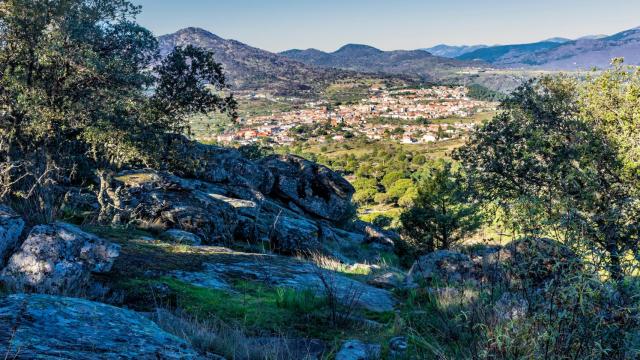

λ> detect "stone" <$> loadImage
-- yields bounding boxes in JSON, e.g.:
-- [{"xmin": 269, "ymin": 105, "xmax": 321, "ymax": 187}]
[
  {"xmin": 110, "ymin": 170, "xmax": 239, "ymax": 245},
  {"xmin": 0, "ymin": 293, "xmax": 200, "ymax": 359},
  {"xmin": 352, "ymin": 220, "xmax": 398, "ymax": 248},
  {"xmin": 2, "ymin": 222, "xmax": 120, "ymax": 294},
  {"xmin": 168, "ymin": 137, "xmax": 275, "ymax": 194},
  {"xmin": 260, "ymin": 154, "xmax": 355, "ymax": 222},
  {"xmin": 336, "ymin": 340, "xmax": 381, "ymax": 360},
  {"xmin": 270, "ymin": 216, "xmax": 321, "ymax": 254},
  {"xmin": 367, "ymin": 272, "xmax": 405, "ymax": 290},
  {"xmin": 170, "ymin": 251, "xmax": 396, "ymax": 312},
  {"xmin": 494, "ymin": 292, "xmax": 529, "ymax": 321},
  {"xmin": 407, "ymin": 250, "xmax": 477, "ymax": 285},
  {"xmin": 389, "ymin": 336, "xmax": 409, "ymax": 356},
  {"xmin": 0, "ymin": 205, "xmax": 24, "ymax": 267},
  {"xmin": 161, "ymin": 229, "xmax": 202, "ymax": 245}
]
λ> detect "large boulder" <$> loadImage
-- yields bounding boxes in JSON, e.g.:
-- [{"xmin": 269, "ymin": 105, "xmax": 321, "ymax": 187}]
[
  {"xmin": 0, "ymin": 205, "xmax": 24, "ymax": 267},
  {"xmin": 0, "ymin": 293, "xmax": 200, "ymax": 359},
  {"xmin": 1, "ymin": 222, "xmax": 119, "ymax": 294},
  {"xmin": 168, "ymin": 138, "xmax": 275, "ymax": 194},
  {"xmin": 260, "ymin": 155, "xmax": 355, "ymax": 222},
  {"xmin": 110, "ymin": 170, "xmax": 239, "ymax": 245},
  {"xmin": 407, "ymin": 250, "xmax": 477, "ymax": 285},
  {"xmin": 270, "ymin": 216, "xmax": 321, "ymax": 254}
]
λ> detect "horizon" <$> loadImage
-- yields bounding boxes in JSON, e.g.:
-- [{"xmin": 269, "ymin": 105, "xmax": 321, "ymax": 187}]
[{"xmin": 132, "ymin": 0, "xmax": 640, "ymax": 52}]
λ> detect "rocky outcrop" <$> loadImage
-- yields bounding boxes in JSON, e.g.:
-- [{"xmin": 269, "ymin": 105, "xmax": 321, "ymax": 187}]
[
  {"xmin": 260, "ymin": 155, "xmax": 355, "ymax": 222},
  {"xmin": 1, "ymin": 222, "xmax": 119, "ymax": 294},
  {"xmin": 161, "ymin": 229, "xmax": 202, "ymax": 245},
  {"xmin": 0, "ymin": 205, "xmax": 24, "ymax": 267},
  {"xmin": 169, "ymin": 139, "xmax": 275, "ymax": 194},
  {"xmin": 107, "ymin": 171, "xmax": 239, "ymax": 244},
  {"xmin": 103, "ymin": 168, "xmax": 387, "ymax": 261},
  {"xmin": 0, "ymin": 293, "xmax": 200, "ymax": 359}
]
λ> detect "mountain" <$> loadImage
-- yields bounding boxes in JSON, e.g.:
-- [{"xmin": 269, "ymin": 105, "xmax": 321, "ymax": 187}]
[
  {"xmin": 456, "ymin": 41, "xmax": 564, "ymax": 63},
  {"xmin": 422, "ymin": 44, "xmax": 488, "ymax": 58},
  {"xmin": 280, "ymin": 44, "xmax": 484, "ymax": 81},
  {"xmin": 157, "ymin": 28, "xmax": 375, "ymax": 96},
  {"xmin": 460, "ymin": 26, "xmax": 640, "ymax": 70},
  {"xmin": 543, "ymin": 37, "xmax": 572, "ymax": 43}
]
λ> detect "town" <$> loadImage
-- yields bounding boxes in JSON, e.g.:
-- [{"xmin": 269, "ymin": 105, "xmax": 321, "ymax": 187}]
[{"xmin": 213, "ymin": 86, "xmax": 497, "ymax": 146}]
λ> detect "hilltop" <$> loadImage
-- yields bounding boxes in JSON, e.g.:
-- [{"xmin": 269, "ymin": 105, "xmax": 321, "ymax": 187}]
[
  {"xmin": 456, "ymin": 26, "xmax": 640, "ymax": 69},
  {"xmin": 158, "ymin": 28, "xmax": 416, "ymax": 97},
  {"xmin": 280, "ymin": 44, "xmax": 485, "ymax": 81}
]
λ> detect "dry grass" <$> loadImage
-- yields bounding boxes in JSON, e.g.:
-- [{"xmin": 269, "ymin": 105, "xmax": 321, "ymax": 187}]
[{"xmin": 151, "ymin": 309, "xmax": 322, "ymax": 360}]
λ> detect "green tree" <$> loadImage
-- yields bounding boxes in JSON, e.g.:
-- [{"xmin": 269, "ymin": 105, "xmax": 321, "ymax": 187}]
[
  {"xmin": 0, "ymin": 0, "xmax": 235, "ymax": 219},
  {"xmin": 381, "ymin": 171, "xmax": 405, "ymax": 190},
  {"xmin": 400, "ymin": 161, "xmax": 481, "ymax": 255},
  {"xmin": 580, "ymin": 59, "xmax": 640, "ymax": 178},
  {"xmin": 386, "ymin": 178, "xmax": 414, "ymax": 203},
  {"xmin": 456, "ymin": 77, "xmax": 640, "ymax": 281}
]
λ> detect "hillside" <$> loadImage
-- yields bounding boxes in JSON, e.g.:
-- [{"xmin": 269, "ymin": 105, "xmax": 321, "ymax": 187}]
[
  {"xmin": 157, "ymin": 28, "xmax": 401, "ymax": 97},
  {"xmin": 423, "ymin": 44, "xmax": 488, "ymax": 58},
  {"xmin": 281, "ymin": 44, "xmax": 486, "ymax": 81},
  {"xmin": 457, "ymin": 41, "xmax": 564, "ymax": 63},
  {"xmin": 460, "ymin": 26, "xmax": 640, "ymax": 70}
]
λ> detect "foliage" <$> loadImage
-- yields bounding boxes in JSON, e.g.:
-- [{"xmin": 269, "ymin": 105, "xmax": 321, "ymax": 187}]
[
  {"xmin": 579, "ymin": 58, "xmax": 640, "ymax": 178},
  {"xmin": 467, "ymin": 83, "xmax": 507, "ymax": 102},
  {"xmin": 399, "ymin": 160, "xmax": 482, "ymax": 261},
  {"xmin": 456, "ymin": 76, "xmax": 640, "ymax": 281},
  {"xmin": 0, "ymin": 0, "xmax": 235, "ymax": 220}
]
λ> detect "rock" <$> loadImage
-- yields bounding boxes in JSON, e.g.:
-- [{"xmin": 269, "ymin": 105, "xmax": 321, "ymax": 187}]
[
  {"xmin": 2, "ymin": 222, "xmax": 120, "ymax": 294},
  {"xmin": 389, "ymin": 336, "xmax": 409, "ymax": 356},
  {"xmin": 260, "ymin": 155, "xmax": 355, "ymax": 222},
  {"xmin": 169, "ymin": 138, "xmax": 275, "ymax": 194},
  {"xmin": 336, "ymin": 340, "xmax": 381, "ymax": 360},
  {"xmin": 161, "ymin": 229, "xmax": 202, "ymax": 245},
  {"xmin": 494, "ymin": 292, "xmax": 529, "ymax": 321},
  {"xmin": 0, "ymin": 205, "xmax": 24, "ymax": 267},
  {"xmin": 407, "ymin": 250, "xmax": 477, "ymax": 285},
  {"xmin": 61, "ymin": 187, "xmax": 100, "ymax": 212},
  {"xmin": 0, "ymin": 293, "xmax": 200, "ymax": 359},
  {"xmin": 352, "ymin": 220, "xmax": 398, "ymax": 248},
  {"xmin": 110, "ymin": 170, "xmax": 239, "ymax": 245},
  {"xmin": 270, "ymin": 216, "xmax": 320, "ymax": 254},
  {"xmin": 368, "ymin": 272, "xmax": 405, "ymax": 290},
  {"xmin": 170, "ymin": 251, "xmax": 396, "ymax": 312}
]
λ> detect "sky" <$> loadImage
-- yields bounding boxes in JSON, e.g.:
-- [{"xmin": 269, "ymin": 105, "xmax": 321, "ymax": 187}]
[{"xmin": 131, "ymin": 0, "xmax": 640, "ymax": 52}]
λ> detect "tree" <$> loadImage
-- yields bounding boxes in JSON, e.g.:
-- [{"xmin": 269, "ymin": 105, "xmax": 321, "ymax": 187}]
[
  {"xmin": 0, "ymin": 0, "xmax": 235, "ymax": 219},
  {"xmin": 400, "ymin": 161, "xmax": 481, "ymax": 255},
  {"xmin": 580, "ymin": 59, "xmax": 640, "ymax": 178},
  {"xmin": 456, "ymin": 77, "xmax": 640, "ymax": 281}
]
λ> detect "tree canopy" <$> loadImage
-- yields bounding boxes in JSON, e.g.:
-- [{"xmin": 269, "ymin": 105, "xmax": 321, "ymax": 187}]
[{"xmin": 0, "ymin": 0, "xmax": 235, "ymax": 218}]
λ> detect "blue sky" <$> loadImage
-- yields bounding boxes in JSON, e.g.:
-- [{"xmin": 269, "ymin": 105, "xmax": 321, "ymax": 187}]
[{"xmin": 131, "ymin": 0, "xmax": 640, "ymax": 52}]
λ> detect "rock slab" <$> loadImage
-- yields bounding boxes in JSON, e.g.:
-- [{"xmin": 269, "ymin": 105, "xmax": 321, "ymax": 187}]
[{"xmin": 0, "ymin": 293, "xmax": 200, "ymax": 359}]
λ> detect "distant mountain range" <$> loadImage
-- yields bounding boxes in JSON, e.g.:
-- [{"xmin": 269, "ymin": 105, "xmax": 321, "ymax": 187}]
[
  {"xmin": 425, "ymin": 28, "xmax": 640, "ymax": 70},
  {"xmin": 280, "ymin": 44, "xmax": 482, "ymax": 81},
  {"xmin": 157, "ymin": 28, "xmax": 401, "ymax": 97},
  {"xmin": 156, "ymin": 26, "xmax": 640, "ymax": 98}
]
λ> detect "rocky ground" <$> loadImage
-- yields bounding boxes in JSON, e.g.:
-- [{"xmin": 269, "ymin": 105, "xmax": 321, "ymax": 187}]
[{"xmin": 0, "ymin": 141, "xmax": 584, "ymax": 359}]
